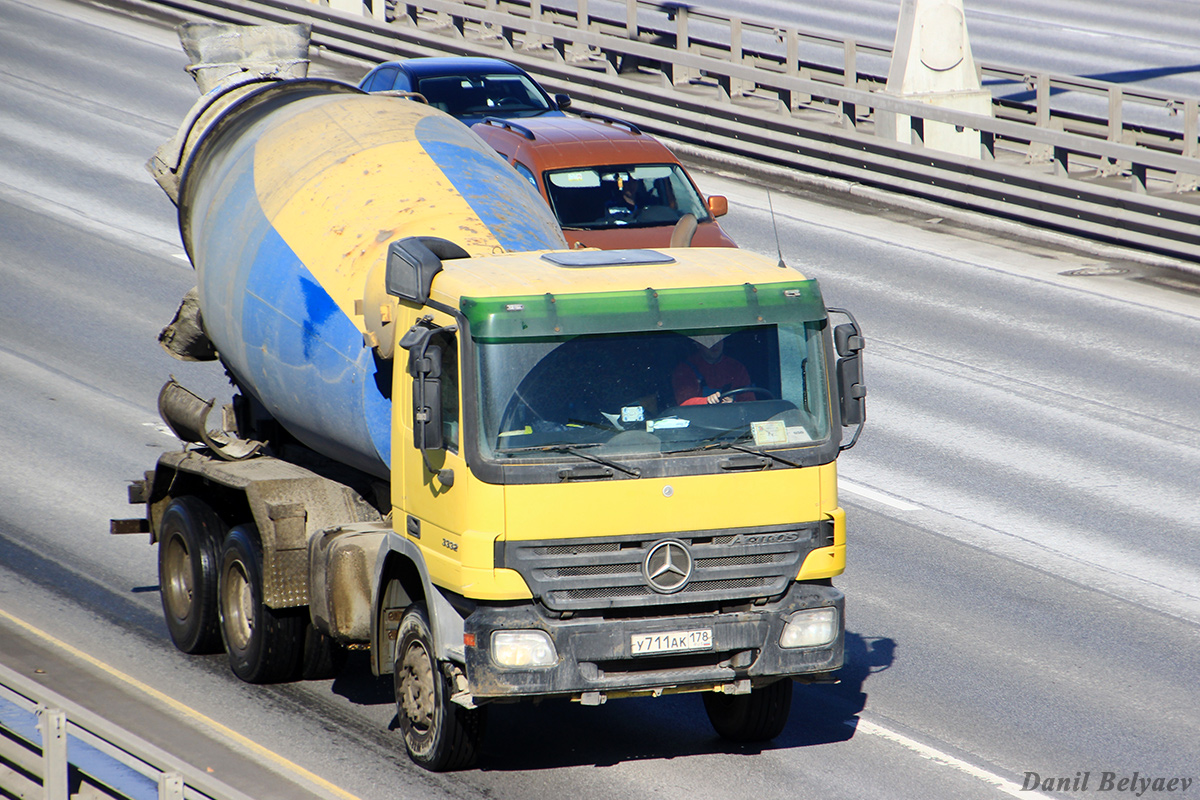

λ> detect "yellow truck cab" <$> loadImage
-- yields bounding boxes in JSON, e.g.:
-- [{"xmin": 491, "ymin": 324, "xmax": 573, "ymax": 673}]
[{"xmin": 370, "ymin": 238, "xmax": 863, "ymax": 767}]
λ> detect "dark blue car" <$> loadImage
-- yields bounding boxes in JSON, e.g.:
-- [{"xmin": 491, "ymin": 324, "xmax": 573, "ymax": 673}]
[{"xmin": 358, "ymin": 56, "xmax": 570, "ymax": 125}]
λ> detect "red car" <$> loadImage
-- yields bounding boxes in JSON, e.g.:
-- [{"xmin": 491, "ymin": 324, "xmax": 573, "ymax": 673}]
[{"xmin": 472, "ymin": 113, "xmax": 736, "ymax": 249}]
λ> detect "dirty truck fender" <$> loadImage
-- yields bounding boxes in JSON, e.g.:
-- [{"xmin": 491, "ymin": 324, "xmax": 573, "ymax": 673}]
[{"xmin": 370, "ymin": 531, "xmax": 466, "ymax": 677}]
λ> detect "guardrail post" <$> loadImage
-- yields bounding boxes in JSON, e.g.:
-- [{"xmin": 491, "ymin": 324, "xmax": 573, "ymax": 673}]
[
  {"xmin": 843, "ymin": 38, "xmax": 857, "ymax": 129},
  {"xmin": 1107, "ymin": 86, "xmax": 1123, "ymax": 142},
  {"xmin": 523, "ymin": 0, "xmax": 551, "ymax": 51},
  {"xmin": 1131, "ymin": 163, "xmax": 1148, "ymax": 193},
  {"xmin": 1173, "ymin": 99, "xmax": 1200, "ymax": 191},
  {"xmin": 980, "ymin": 131, "xmax": 995, "ymax": 160},
  {"xmin": 1036, "ymin": 73, "xmax": 1050, "ymax": 128},
  {"xmin": 625, "ymin": 0, "xmax": 636, "ymax": 38},
  {"xmin": 38, "ymin": 707, "xmax": 68, "ymax": 800},
  {"xmin": 1026, "ymin": 72, "xmax": 1053, "ymax": 163},
  {"xmin": 672, "ymin": 5, "xmax": 694, "ymax": 87},
  {"xmin": 1096, "ymin": 86, "xmax": 1126, "ymax": 177},
  {"xmin": 160, "ymin": 771, "xmax": 186, "ymax": 800},
  {"xmin": 1186, "ymin": 99, "xmax": 1199, "ymax": 158},
  {"xmin": 729, "ymin": 18, "xmax": 750, "ymax": 97},
  {"xmin": 784, "ymin": 28, "xmax": 810, "ymax": 108},
  {"xmin": 1053, "ymin": 146, "xmax": 1070, "ymax": 177}
]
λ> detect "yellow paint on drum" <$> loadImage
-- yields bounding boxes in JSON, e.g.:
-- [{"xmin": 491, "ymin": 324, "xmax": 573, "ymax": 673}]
[{"xmin": 252, "ymin": 96, "xmax": 507, "ymax": 321}]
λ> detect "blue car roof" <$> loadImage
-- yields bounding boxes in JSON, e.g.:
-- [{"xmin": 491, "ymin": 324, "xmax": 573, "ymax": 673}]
[{"xmin": 380, "ymin": 57, "xmax": 529, "ymax": 78}]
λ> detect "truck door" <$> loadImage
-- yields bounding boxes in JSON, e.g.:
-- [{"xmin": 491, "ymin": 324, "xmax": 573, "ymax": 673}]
[{"xmin": 397, "ymin": 310, "xmax": 504, "ymax": 592}]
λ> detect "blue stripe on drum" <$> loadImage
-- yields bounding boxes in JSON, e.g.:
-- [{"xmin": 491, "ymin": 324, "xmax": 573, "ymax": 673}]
[{"xmin": 416, "ymin": 115, "xmax": 565, "ymax": 253}]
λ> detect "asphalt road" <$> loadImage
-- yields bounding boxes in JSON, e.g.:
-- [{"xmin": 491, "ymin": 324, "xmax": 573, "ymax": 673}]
[{"xmin": 1, "ymin": 1, "xmax": 1198, "ymax": 799}]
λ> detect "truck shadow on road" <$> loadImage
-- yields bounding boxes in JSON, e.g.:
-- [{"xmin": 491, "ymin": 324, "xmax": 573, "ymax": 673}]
[
  {"xmin": 326, "ymin": 632, "xmax": 895, "ymax": 770},
  {"xmin": 460, "ymin": 630, "xmax": 896, "ymax": 771}
]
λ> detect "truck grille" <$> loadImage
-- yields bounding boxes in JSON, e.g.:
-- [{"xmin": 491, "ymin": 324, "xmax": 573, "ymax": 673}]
[{"xmin": 496, "ymin": 522, "xmax": 830, "ymax": 611}]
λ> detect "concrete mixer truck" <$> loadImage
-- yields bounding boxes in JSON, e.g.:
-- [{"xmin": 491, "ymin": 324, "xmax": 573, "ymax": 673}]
[{"xmin": 112, "ymin": 22, "xmax": 866, "ymax": 771}]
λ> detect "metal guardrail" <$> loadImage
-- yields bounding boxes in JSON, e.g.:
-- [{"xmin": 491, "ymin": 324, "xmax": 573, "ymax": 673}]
[
  {"xmin": 126, "ymin": 0, "xmax": 1200, "ymax": 265},
  {"xmin": 0, "ymin": 663, "xmax": 252, "ymax": 800}
]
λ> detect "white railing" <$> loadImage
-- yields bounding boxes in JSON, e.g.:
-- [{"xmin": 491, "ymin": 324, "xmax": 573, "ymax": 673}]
[
  {"xmin": 0, "ymin": 663, "xmax": 252, "ymax": 800},
  {"xmin": 115, "ymin": 0, "xmax": 1200, "ymax": 263}
]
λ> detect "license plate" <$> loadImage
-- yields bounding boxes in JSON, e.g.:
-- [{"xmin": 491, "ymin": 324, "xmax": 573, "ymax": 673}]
[{"xmin": 630, "ymin": 629, "xmax": 713, "ymax": 656}]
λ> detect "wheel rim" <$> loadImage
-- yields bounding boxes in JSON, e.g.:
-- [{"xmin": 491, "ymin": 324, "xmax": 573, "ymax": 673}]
[
  {"xmin": 222, "ymin": 559, "xmax": 254, "ymax": 652},
  {"xmin": 162, "ymin": 535, "xmax": 193, "ymax": 623},
  {"xmin": 399, "ymin": 639, "xmax": 435, "ymax": 733}
]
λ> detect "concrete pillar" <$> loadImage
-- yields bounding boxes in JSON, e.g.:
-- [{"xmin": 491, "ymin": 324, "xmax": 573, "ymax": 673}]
[{"xmin": 878, "ymin": 0, "xmax": 993, "ymax": 157}]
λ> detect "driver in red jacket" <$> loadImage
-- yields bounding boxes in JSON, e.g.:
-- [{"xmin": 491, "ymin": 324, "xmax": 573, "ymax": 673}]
[{"xmin": 672, "ymin": 335, "xmax": 751, "ymax": 406}]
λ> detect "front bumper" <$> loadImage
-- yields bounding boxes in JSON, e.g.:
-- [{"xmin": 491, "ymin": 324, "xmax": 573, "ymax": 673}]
[{"xmin": 463, "ymin": 581, "xmax": 843, "ymax": 701}]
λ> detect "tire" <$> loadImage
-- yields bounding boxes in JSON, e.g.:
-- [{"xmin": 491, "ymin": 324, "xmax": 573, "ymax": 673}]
[
  {"xmin": 217, "ymin": 525, "xmax": 305, "ymax": 683},
  {"xmin": 300, "ymin": 623, "xmax": 348, "ymax": 681},
  {"xmin": 703, "ymin": 679, "xmax": 793, "ymax": 742},
  {"xmin": 157, "ymin": 497, "xmax": 225, "ymax": 655},
  {"xmin": 393, "ymin": 604, "xmax": 485, "ymax": 771}
]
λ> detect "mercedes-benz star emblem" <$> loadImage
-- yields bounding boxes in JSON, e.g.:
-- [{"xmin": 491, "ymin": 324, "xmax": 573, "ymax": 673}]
[{"xmin": 644, "ymin": 539, "xmax": 692, "ymax": 594}]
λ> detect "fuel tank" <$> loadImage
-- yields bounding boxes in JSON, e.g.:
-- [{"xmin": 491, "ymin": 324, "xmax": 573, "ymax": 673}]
[{"xmin": 151, "ymin": 24, "xmax": 566, "ymax": 479}]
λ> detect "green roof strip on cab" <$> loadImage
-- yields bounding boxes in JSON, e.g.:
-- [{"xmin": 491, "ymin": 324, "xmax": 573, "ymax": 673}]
[{"xmin": 460, "ymin": 280, "xmax": 826, "ymax": 340}]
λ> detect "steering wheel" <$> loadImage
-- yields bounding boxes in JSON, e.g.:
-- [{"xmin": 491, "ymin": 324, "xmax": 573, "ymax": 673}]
[{"xmin": 720, "ymin": 386, "xmax": 775, "ymax": 401}]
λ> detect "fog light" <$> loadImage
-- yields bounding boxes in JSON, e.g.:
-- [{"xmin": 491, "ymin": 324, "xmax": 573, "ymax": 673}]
[
  {"xmin": 492, "ymin": 630, "xmax": 557, "ymax": 667},
  {"xmin": 780, "ymin": 608, "xmax": 838, "ymax": 648}
]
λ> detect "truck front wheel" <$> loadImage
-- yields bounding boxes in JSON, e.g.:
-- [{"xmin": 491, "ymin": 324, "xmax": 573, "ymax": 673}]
[
  {"xmin": 158, "ymin": 496, "xmax": 225, "ymax": 654},
  {"xmin": 702, "ymin": 679, "xmax": 793, "ymax": 742},
  {"xmin": 393, "ymin": 604, "xmax": 485, "ymax": 771},
  {"xmin": 217, "ymin": 525, "xmax": 305, "ymax": 683}
]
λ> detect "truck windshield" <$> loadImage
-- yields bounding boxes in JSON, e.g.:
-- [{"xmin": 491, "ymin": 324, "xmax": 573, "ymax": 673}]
[
  {"xmin": 544, "ymin": 164, "xmax": 710, "ymax": 230},
  {"xmin": 475, "ymin": 323, "xmax": 830, "ymax": 460}
]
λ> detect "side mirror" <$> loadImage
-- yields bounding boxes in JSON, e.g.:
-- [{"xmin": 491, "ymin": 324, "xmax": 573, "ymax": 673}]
[
  {"xmin": 407, "ymin": 339, "xmax": 444, "ymax": 451},
  {"xmin": 555, "ymin": 93, "xmax": 572, "ymax": 111},
  {"xmin": 836, "ymin": 352, "xmax": 866, "ymax": 427},
  {"xmin": 707, "ymin": 195, "xmax": 729, "ymax": 218},
  {"xmin": 400, "ymin": 321, "xmax": 458, "ymax": 485},
  {"xmin": 835, "ymin": 323, "xmax": 864, "ymax": 357},
  {"xmin": 828, "ymin": 314, "xmax": 866, "ymax": 444}
]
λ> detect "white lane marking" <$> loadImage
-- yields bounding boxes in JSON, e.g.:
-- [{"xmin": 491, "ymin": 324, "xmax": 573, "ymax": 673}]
[
  {"xmin": 849, "ymin": 717, "xmax": 1052, "ymax": 799},
  {"xmin": 840, "ymin": 479, "xmax": 922, "ymax": 511}
]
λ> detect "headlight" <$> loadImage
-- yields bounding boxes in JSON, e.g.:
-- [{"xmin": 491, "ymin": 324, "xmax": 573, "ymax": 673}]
[
  {"xmin": 779, "ymin": 607, "xmax": 839, "ymax": 648},
  {"xmin": 491, "ymin": 630, "xmax": 557, "ymax": 667}
]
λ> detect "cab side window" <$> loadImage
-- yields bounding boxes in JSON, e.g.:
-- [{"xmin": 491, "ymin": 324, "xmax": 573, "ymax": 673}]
[{"xmin": 433, "ymin": 331, "xmax": 460, "ymax": 453}]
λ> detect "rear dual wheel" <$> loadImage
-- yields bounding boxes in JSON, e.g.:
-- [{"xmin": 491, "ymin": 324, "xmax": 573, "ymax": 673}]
[
  {"xmin": 158, "ymin": 497, "xmax": 225, "ymax": 655},
  {"xmin": 217, "ymin": 525, "xmax": 306, "ymax": 684},
  {"xmin": 159, "ymin": 500, "xmax": 339, "ymax": 683}
]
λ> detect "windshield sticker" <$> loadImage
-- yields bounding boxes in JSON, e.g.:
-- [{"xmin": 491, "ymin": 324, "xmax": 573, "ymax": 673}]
[
  {"xmin": 751, "ymin": 420, "xmax": 788, "ymax": 446},
  {"xmin": 646, "ymin": 417, "xmax": 690, "ymax": 432},
  {"xmin": 499, "ymin": 426, "xmax": 533, "ymax": 437},
  {"xmin": 786, "ymin": 426, "xmax": 814, "ymax": 444}
]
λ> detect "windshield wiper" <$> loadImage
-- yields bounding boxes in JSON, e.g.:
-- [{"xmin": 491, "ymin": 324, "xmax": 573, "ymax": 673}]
[
  {"xmin": 495, "ymin": 443, "xmax": 641, "ymax": 477},
  {"xmin": 705, "ymin": 440, "xmax": 801, "ymax": 468},
  {"xmin": 670, "ymin": 431, "xmax": 801, "ymax": 468}
]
